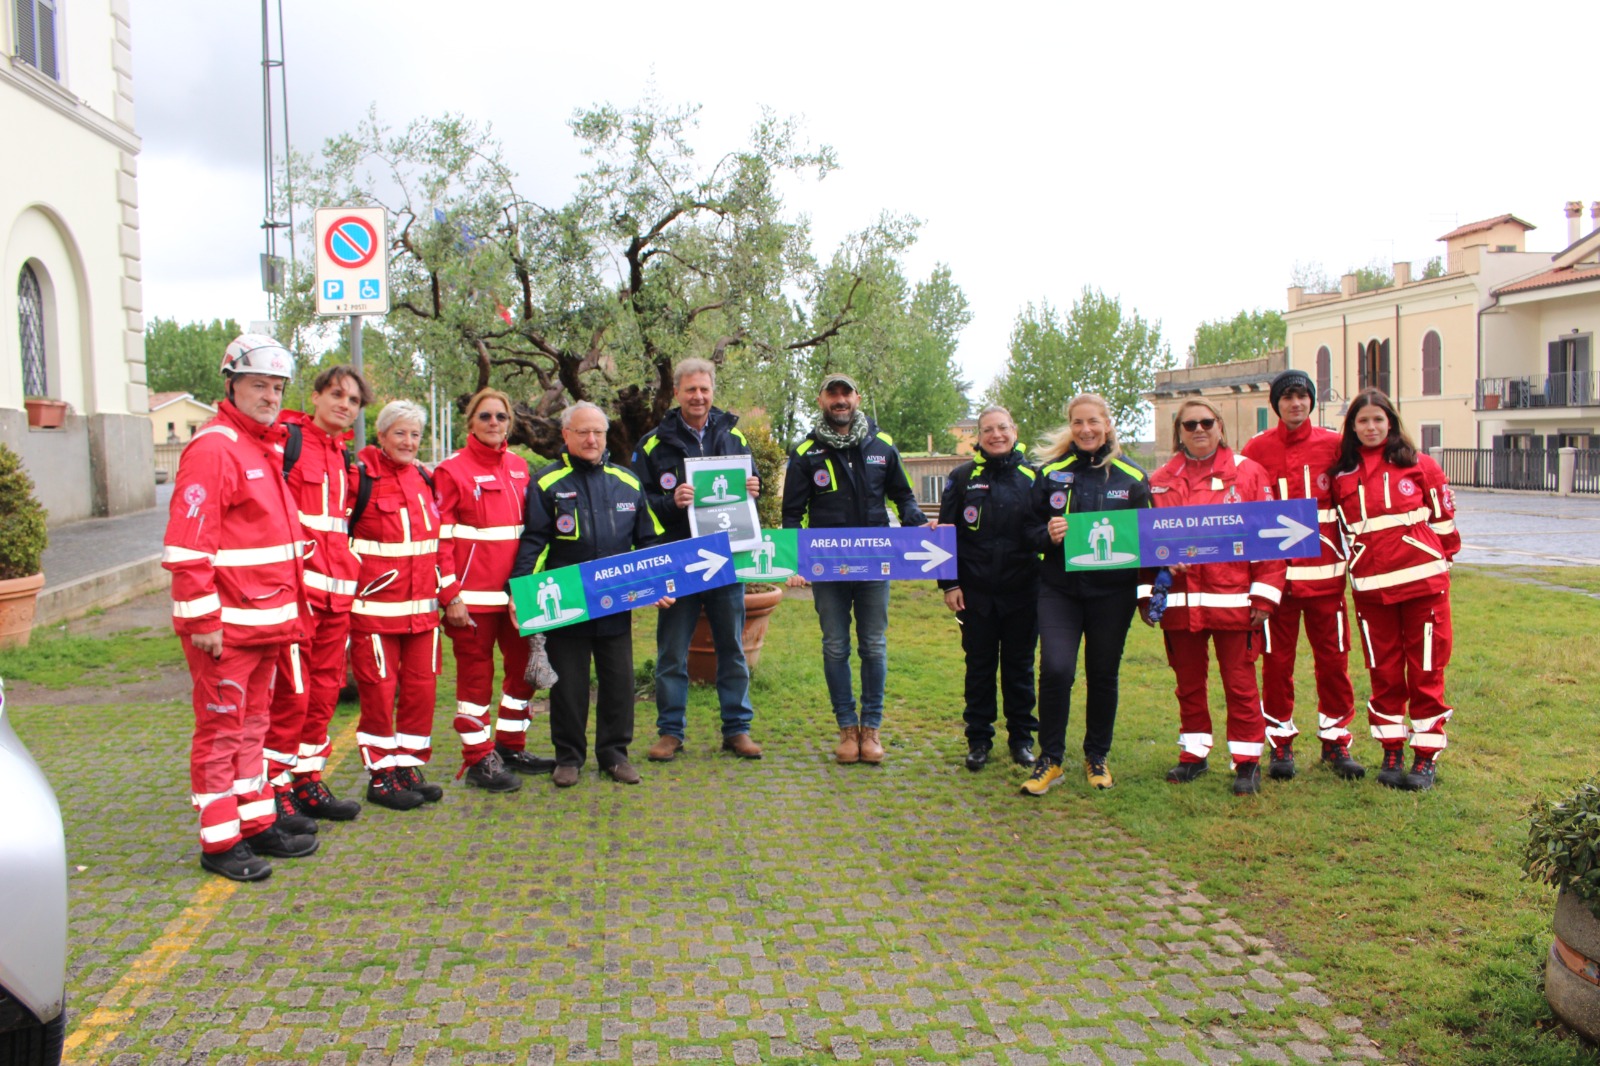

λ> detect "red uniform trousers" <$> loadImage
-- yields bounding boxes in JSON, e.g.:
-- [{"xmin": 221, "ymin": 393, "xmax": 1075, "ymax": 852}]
[
  {"xmin": 1260, "ymin": 593, "xmax": 1355, "ymax": 747},
  {"xmin": 263, "ymin": 607, "xmax": 351, "ymax": 786},
  {"xmin": 1354, "ymin": 591, "xmax": 1452, "ymax": 754},
  {"xmin": 1164, "ymin": 628, "xmax": 1266, "ymax": 767},
  {"xmin": 352, "ymin": 630, "xmax": 440, "ymax": 770},
  {"xmin": 446, "ymin": 612, "xmax": 534, "ymax": 767},
  {"xmin": 183, "ymin": 641, "xmax": 280, "ymax": 854}
]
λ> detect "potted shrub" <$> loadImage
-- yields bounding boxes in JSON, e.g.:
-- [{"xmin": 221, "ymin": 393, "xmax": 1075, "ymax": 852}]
[
  {"xmin": 1522, "ymin": 777, "xmax": 1600, "ymax": 1041},
  {"xmin": 0, "ymin": 442, "xmax": 49, "ymax": 647},
  {"xmin": 688, "ymin": 418, "xmax": 786, "ymax": 682}
]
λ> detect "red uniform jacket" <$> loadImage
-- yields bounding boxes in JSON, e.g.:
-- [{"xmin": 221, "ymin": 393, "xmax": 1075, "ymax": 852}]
[
  {"xmin": 433, "ymin": 435, "xmax": 529, "ymax": 612},
  {"xmin": 163, "ymin": 400, "xmax": 307, "ymax": 645},
  {"xmin": 1333, "ymin": 448, "xmax": 1458, "ymax": 605},
  {"xmin": 1241, "ymin": 420, "xmax": 1346, "ymax": 599},
  {"xmin": 348, "ymin": 445, "xmax": 455, "ymax": 635},
  {"xmin": 1139, "ymin": 447, "xmax": 1285, "ymax": 631},
  {"xmin": 275, "ymin": 409, "xmax": 360, "ymax": 612}
]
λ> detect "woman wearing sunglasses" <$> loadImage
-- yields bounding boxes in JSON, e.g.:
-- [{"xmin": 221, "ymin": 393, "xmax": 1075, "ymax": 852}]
[
  {"xmin": 1140, "ymin": 399, "xmax": 1285, "ymax": 795},
  {"xmin": 434, "ymin": 388, "xmax": 554, "ymax": 793}
]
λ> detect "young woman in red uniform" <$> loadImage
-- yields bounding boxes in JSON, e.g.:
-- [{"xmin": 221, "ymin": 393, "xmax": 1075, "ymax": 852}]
[
  {"xmin": 1140, "ymin": 399, "xmax": 1285, "ymax": 795},
  {"xmin": 350, "ymin": 400, "xmax": 456, "ymax": 810},
  {"xmin": 435, "ymin": 387, "xmax": 555, "ymax": 792},
  {"xmin": 1330, "ymin": 389, "xmax": 1458, "ymax": 791}
]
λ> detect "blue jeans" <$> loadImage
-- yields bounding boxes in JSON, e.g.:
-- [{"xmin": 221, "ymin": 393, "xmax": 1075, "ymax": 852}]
[
  {"xmin": 811, "ymin": 580, "xmax": 890, "ymax": 728},
  {"xmin": 654, "ymin": 581, "xmax": 754, "ymax": 740}
]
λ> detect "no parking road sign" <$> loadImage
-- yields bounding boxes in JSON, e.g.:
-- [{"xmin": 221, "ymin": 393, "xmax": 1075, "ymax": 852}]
[{"xmin": 315, "ymin": 207, "xmax": 389, "ymax": 315}]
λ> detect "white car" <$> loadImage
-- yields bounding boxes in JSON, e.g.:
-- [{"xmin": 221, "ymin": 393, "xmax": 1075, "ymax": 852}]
[{"xmin": 0, "ymin": 677, "xmax": 67, "ymax": 1065}]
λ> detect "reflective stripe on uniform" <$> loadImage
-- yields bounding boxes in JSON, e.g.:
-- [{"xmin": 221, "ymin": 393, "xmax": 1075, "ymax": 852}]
[
  {"xmin": 352, "ymin": 597, "xmax": 440, "ymax": 617},
  {"xmin": 459, "ymin": 589, "xmax": 509, "ymax": 607},
  {"xmin": 289, "ymin": 645, "xmax": 303, "ymax": 695},
  {"xmin": 1162, "ymin": 592, "xmax": 1251, "ymax": 609},
  {"xmin": 213, "ymin": 543, "xmax": 301, "ymax": 566},
  {"xmin": 1350, "ymin": 558, "xmax": 1450, "ymax": 592},
  {"xmin": 448, "ymin": 523, "xmax": 523, "ymax": 542},
  {"xmin": 299, "ymin": 512, "xmax": 348, "ymax": 534},
  {"xmin": 1286, "ymin": 561, "xmax": 1346, "ymax": 581},
  {"xmin": 236, "ymin": 797, "xmax": 275, "ymax": 821},
  {"xmin": 163, "ymin": 545, "xmax": 214, "ymax": 564},
  {"xmin": 1346, "ymin": 506, "xmax": 1431, "ymax": 534},
  {"xmin": 351, "ymin": 538, "xmax": 439, "ymax": 557},
  {"xmin": 1178, "ymin": 732, "xmax": 1213, "ymax": 757},
  {"xmin": 1228, "ymin": 741, "xmax": 1264, "ymax": 758},
  {"xmin": 1429, "ymin": 519, "xmax": 1456, "ymax": 535},
  {"xmin": 304, "ymin": 570, "xmax": 358, "ymax": 596},
  {"xmin": 1249, "ymin": 582, "xmax": 1282, "ymax": 604},
  {"xmin": 173, "ymin": 593, "xmax": 221, "ymax": 618},
  {"xmin": 191, "ymin": 425, "xmax": 238, "ymax": 443},
  {"xmin": 494, "ymin": 717, "xmax": 531, "ymax": 733},
  {"xmin": 500, "ymin": 694, "xmax": 529, "ymax": 711},
  {"xmin": 220, "ymin": 603, "xmax": 299, "ymax": 626},
  {"xmin": 199, "ymin": 820, "xmax": 240, "ymax": 844},
  {"xmin": 1368, "ymin": 705, "xmax": 1405, "ymax": 739},
  {"xmin": 1317, "ymin": 508, "xmax": 1338, "ymax": 523}
]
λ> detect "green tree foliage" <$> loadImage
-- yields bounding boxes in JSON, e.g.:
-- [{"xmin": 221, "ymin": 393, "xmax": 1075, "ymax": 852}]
[
  {"xmin": 0, "ymin": 442, "xmax": 48, "ymax": 578},
  {"xmin": 989, "ymin": 289, "xmax": 1172, "ymax": 450},
  {"xmin": 1351, "ymin": 261, "xmax": 1393, "ymax": 292},
  {"xmin": 1190, "ymin": 309, "xmax": 1286, "ymax": 366},
  {"xmin": 1290, "ymin": 261, "xmax": 1336, "ymax": 293},
  {"xmin": 143, "ymin": 318, "xmax": 242, "ymax": 405},
  {"xmin": 1420, "ymin": 255, "xmax": 1445, "ymax": 279}
]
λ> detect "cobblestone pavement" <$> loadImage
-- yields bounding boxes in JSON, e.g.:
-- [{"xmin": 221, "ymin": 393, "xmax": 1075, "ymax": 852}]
[
  {"xmin": 10, "ymin": 606, "xmax": 1389, "ymax": 1066},
  {"xmin": 1453, "ymin": 488, "xmax": 1600, "ymax": 566},
  {"xmin": 40, "ymin": 484, "xmax": 173, "ymax": 589}
]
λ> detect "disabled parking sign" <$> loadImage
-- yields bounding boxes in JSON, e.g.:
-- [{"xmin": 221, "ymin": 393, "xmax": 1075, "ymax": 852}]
[{"xmin": 314, "ymin": 207, "xmax": 390, "ymax": 316}]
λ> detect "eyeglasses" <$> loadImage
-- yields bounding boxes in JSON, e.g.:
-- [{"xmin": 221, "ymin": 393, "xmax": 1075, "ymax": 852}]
[
  {"xmin": 475, "ymin": 411, "xmax": 510, "ymax": 423},
  {"xmin": 1180, "ymin": 418, "xmax": 1217, "ymax": 431}
]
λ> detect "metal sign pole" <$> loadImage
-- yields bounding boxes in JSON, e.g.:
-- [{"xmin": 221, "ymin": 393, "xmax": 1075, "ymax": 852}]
[{"xmin": 350, "ymin": 313, "xmax": 364, "ymax": 450}]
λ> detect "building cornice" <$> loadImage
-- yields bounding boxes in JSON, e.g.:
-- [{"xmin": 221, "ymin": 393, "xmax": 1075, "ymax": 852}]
[
  {"xmin": 1495, "ymin": 275, "xmax": 1600, "ymax": 307},
  {"xmin": 1, "ymin": 57, "xmax": 140, "ymax": 155},
  {"xmin": 1284, "ymin": 275, "xmax": 1478, "ymax": 324}
]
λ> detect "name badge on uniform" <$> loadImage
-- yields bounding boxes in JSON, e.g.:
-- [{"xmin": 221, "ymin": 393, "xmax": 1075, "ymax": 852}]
[{"xmin": 245, "ymin": 469, "xmax": 265, "ymax": 480}]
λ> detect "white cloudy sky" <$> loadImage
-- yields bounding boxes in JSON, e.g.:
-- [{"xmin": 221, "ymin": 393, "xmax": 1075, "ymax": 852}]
[{"xmin": 133, "ymin": 0, "xmax": 1600, "ymax": 397}]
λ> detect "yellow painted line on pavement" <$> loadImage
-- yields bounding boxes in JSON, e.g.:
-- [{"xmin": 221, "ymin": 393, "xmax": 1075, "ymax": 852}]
[{"xmin": 64, "ymin": 715, "xmax": 364, "ymax": 1062}]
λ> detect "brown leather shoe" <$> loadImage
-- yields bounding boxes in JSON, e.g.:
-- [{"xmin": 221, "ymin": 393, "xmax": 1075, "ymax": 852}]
[
  {"xmin": 552, "ymin": 764, "xmax": 580, "ymax": 788},
  {"xmin": 858, "ymin": 727, "xmax": 884, "ymax": 764},
  {"xmin": 835, "ymin": 726, "xmax": 860, "ymax": 764},
  {"xmin": 646, "ymin": 735, "xmax": 683, "ymax": 762},
  {"xmin": 604, "ymin": 759, "xmax": 642, "ymax": 784},
  {"xmin": 722, "ymin": 733, "xmax": 763, "ymax": 759}
]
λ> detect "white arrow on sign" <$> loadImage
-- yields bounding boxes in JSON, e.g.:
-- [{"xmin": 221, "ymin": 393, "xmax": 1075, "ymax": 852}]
[
  {"xmin": 903, "ymin": 539, "xmax": 954, "ymax": 572},
  {"xmin": 1257, "ymin": 514, "xmax": 1314, "ymax": 552},
  {"xmin": 685, "ymin": 548, "xmax": 729, "ymax": 582}
]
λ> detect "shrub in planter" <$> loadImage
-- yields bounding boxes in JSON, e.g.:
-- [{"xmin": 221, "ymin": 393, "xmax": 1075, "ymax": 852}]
[
  {"xmin": 0, "ymin": 442, "xmax": 49, "ymax": 647},
  {"xmin": 1523, "ymin": 778, "xmax": 1600, "ymax": 1040}
]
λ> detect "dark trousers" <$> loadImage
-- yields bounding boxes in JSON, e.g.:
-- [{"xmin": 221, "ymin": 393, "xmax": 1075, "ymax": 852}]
[
  {"xmin": 960, "ymin": 598, "xmax": 1039, "ymax": 746},
  {"xmin": 1036, "ymin": 585, "xmax": 1137, "ymax": 764},
  {"xmin": 546, "ymin": 629, "xmax": 634, "ymax": 769}
]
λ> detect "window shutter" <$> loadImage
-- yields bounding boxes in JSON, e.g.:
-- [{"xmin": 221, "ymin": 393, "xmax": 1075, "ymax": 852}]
[
  {"xmin": 15, "ymin": 1, "xmax": 38, "ymax": 67},
  {"xmin": 1379, "ymin": 339, "xmax": 1392, "ymax": 396},
  {"xmin": 37, "ymin": 1, "xmax": 58, "ymax": 80}
]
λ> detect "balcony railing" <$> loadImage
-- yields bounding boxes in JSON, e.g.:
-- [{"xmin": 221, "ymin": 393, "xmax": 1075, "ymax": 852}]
[{"xmin": 1477, "ymin": 371, "xmax": 1599, "ymax": 410}]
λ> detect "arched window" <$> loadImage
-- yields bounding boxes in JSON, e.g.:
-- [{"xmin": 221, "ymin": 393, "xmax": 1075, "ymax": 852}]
[
  {"xmin": 1359, "ymin": 339, "xmax": 1391, "ymax": 396},
  {"xmin": 18, "ymin": 264, "xmax": 47, "ymax": 397},
  {"xmin": 1421, "ymin": 331, "xmax": 1442, "ymax": 396},
  {"xmin": 1315, "ymin": 345, "xmax": 1331, "ymax": 403}
]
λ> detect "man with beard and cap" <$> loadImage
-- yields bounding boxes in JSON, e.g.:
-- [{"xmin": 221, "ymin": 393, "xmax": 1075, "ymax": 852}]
[
  {"xmin": 781, "ymin": 373, "xmax": 932, "ymax": 765},
  {"xmin": 1241, "ymin": 368, "xmax": 1364, "ymax": 781}
]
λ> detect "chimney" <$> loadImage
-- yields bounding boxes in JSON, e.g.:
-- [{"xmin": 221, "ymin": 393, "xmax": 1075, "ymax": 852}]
[
  {"xmin": 1592, "ymin": 202, "xmax": 1600, "ymax": 234},
  {"xmin": 1340, "ymin": 273, "xmax": 1358, "ymax": 298},
  {"xmin": 1567, "ymin": 201, "xmax": 1585, "ymax": 244},
  {"xmin": 1394, "ymin": 262, "xmax": 1412, "ymax": 286}
]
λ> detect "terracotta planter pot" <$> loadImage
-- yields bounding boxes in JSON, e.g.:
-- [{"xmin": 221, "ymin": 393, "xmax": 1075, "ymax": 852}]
[
  {"xmin": 1548, "ymin": 889, "xmax": 1600, "ymax": 1042},
  {"xmin": 24, "ymin": 398, "xmax": 68, "ymax": 429},
  {"xmin": 687, "ymin": 587, "xmax": 786, "ymax": 684},
  {"xmin": 0, "ymin": 572, "xmax": 46, "ymax": 648}
]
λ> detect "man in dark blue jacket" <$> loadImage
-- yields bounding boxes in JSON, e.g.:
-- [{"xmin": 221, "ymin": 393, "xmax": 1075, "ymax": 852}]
[
  {"xmin": 631, "ymin": 358, "xmax": 763, "ymax": 762},
  {"xmin": 782, "ymin": 373, "xmax": 930, "ymax": 765}
]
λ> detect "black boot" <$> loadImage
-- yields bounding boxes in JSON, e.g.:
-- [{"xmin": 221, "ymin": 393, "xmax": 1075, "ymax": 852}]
[
  {"xmin": 272, "ymin": 787, "xmax": 319, "ymax": 835},
  {"xmin": 200, "ymin": 842, "xmax": 272, "ymax": 882},
  {"xmin": 1008, "ymin": 739, "xmax": 1037, "ymax": 767},
  {"xmin": 1267, "ymin": 742, "xmax": 1296, "ymax": 780},
  {"xmin": 394, "ymin": 765, "xmax": 444, "ymax": 802},
  {"xmin": 1376, "ymin": 747, "xmax": 1407, "ymax": 789},
  {"xmin": 1166, "ymin": 759, "xmax": 1209, "ymax": 783},
  {"xmin": 367, "ymin": 768, "xmax": 426, "ymax": 811},
  {"xmin": 1320, "ymin": 743, "xmax": 1366, "ymax": 780},
  {"xmin": 1232, "ymin": 761, "xmax": 1261, "ymax": 795},
  {"xmin": 292, "ymin": 778, "xmax": 362, "ymax": 821},
  {"xmin": 243, "ymin": 824, "xmax": 319, "ymax": 859},
  {"xmin": 964, "ymin": 743, "xmax": 991, "ymax": 772},
  {"xmin": 464, "ymin": 749, "xmax": 521, "ymax": 792},
  {"xmin": 1402, "ymin": 752, "xmax": 1438, "ymax": 791},
  {"xmin": 496, "ymin": 743, "xmax": 556, "ymax": 775}
]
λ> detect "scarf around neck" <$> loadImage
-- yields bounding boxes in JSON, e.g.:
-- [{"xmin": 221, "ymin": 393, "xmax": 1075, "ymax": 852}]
[{"xmin": 814, "ymin": 410, "xmax": 869, "ymax": 450}]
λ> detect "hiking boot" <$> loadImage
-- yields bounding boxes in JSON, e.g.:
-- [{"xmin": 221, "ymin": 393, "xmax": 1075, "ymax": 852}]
[
  {"xmin": 243, "ymin": 824, "xmax": 319, "ymax": 859},
  {"xmin": 1009, "ymin": 740, "xmax": 1036, "ymax": 767},
  {"xmin": 1376, "ymin": 747, "xmax": 1408, "ymax": 789},
  {"xmin": 835, "ymin": 726, "xmax": 860, "ymax": 764},
  {"xmin": 1402, "ymin": 752, "xmax": 1438, "ymax": 792},
  {"xmin": 1232, "ymin": 761, "xmax": 1262, "ymax": 795},
  {"xmin": 1020, "ymin": 758, "xmax": 1065, "ymax": 797},
  {"xmin": 394, "ymin": 765, "xmax": 444, "ymax": 802},
  {"xmin": 1321, "ymin": 743, "xmax": 1366, "ymax": 780},
  {"xmin": 553, "ymin": 764, "xmax": 580, "ymax": 788},
  {"xmin": 858, "ymin": 727, "xmax": 885, "ymax": 764},
  {"xmin": 464, "ymin": 750, "xmax": 521, "ymax": 793},
  {"xmin": 647, "ymin": 735, "xmax": 683, "ymax": 762},
  {"xmin": 272, "ymin": 787, "xmax": 319, "ymax": 835},
  {"xmin": 1166, "ymin": 759, "xmax": 1209, "ymax": 784},
  {"xmin": 367, "ymin": 768, "xmax": 426, "ymax": 810},
  {"xmin": 965, "ymin": 743, "xmax": 992, "ymax": 772},
  {"xmin": 496, "ymin": 743, "xmax": 556, "ymax": 774},
  {"xmin": 722, "ymin": 733, "xmax": 763, "ymax": 759},
  {"xmin": 292, "ymin": 778, "xmax": 361, "ymax": 821},
  {"xmin": 200, "ymin": 841, "xmax": 272, "ymax": 882},
  {"xmin": 1085, "ymin": 758, "xmax": 1114, "ymax": 790},
  {"xmin": 1267, "ymin": 742, "xmax": 1296, "ymax": 780},
  {"xmin": 604, "ymin": 759, "xmax": 642, "ymax": 785}
]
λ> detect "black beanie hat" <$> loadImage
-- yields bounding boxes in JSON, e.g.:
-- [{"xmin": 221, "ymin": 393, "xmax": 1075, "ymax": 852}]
[{"xmin": 1269, "ymin": 369, "xmax": 1315, "ymax": 414}]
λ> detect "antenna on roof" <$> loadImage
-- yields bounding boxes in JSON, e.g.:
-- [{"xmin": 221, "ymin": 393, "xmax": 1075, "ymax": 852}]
[{"xmin": 258, "ymin": 0, "xmax": 295, "ymax": 326}]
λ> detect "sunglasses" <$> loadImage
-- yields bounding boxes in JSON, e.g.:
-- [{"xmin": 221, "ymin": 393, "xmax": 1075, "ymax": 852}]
[
  {"xmin": 1180, "ymin": 418, "xmax": 1217, "ymax": 431},
  {"xmin": 475, "ymin": 411, "xmax": 510, "ymax": 423}
]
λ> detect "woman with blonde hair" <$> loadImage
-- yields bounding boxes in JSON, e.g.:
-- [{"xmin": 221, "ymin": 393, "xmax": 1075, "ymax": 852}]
[
  {"xmin": 1139, "ymin": 398, "xmax": 1284, "ymax": 795},
  {"xmin": 1020, "ymin": 394, "xmax": 1150, "ymax": 796}
]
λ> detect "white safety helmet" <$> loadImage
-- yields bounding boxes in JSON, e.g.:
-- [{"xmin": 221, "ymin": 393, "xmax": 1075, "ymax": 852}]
[{"xmin": 220, "ymin": 334, "xmax": 294, "ymax": 381}]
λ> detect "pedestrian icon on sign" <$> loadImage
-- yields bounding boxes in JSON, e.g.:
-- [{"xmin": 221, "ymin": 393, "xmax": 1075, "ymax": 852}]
[
  {"xmin": 323, "ymin": 279, "xmax": 343, "ymax": 300},
  {"xmin": 358, "ymin": 279, "xmax": 381, "ymax": 300}
]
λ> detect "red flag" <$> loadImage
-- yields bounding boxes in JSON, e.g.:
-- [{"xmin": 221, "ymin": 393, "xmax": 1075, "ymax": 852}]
[{"xmin": 496, "ymin": 303, "xmax": 514, "ymax": 325}]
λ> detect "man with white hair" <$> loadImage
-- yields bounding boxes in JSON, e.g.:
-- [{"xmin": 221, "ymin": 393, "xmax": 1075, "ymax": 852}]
[{"xmin": 511, "ymin": 402, "xmax": 666, "ymax": 787}]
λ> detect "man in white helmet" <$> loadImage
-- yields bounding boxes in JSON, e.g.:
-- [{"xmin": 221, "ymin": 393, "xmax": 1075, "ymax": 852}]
[{"xmin": 162, "ymin": 334, "xmax": 319, "ymax": 881}]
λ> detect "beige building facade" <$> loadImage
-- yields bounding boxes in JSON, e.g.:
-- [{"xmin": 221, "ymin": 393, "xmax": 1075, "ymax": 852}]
[
  {"xmin": 147, "ymin": 391, "xmax": 215, "ymax": 444},
  {"xmin": 1148, "ymin": 350, "xmax": 1284, "ymax": 450}
]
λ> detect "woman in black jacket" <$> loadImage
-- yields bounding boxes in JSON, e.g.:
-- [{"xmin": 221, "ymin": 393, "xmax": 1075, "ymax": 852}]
[
  {"xmin": 1022, "ymin": 393, "xmax": 1151, "ymax": 796},
  {"xmin": 938, "ymin": 406, "xmax": 1041, "ymax": 770}
]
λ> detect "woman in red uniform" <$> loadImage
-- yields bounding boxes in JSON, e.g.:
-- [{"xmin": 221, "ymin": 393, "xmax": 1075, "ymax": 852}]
[
  {"xmin": 350, "ymin": 400, "xmax": 456, "ymax": 810},
  {"xmin": 1329, "ymin": 389, "xmax": 1458, "ymax": 791},
  {"xmin": 1140, "ymin": 399, "xmax": 1284, "ymax": 795},
  {"xmin": 435, "ymin": 387, "xmax": 554, "ymax": 792}
]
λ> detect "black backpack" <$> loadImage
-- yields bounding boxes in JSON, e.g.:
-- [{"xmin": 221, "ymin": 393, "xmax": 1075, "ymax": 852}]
[{"xmin": 348, "ymin": 461, "xmax": 434, "ymax": 529}]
